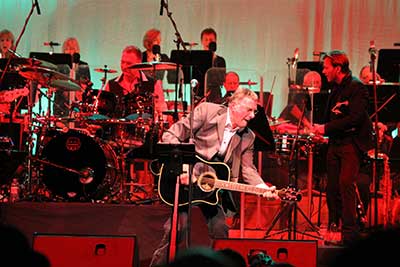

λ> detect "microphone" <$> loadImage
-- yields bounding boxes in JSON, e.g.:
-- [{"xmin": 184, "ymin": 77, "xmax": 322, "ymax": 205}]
[
  {"xmin": 159, "ymin": 0, "xmax": 164, "ymax": 16},
  {"xmin": 294, "ymin": 48, "xmax": 299, "ymax": 61},
  {"xmin": 190, "ymin": 79, "xmax": 199, "ymax": 89},
  {"xmin": 44, "ymin": 41, "xmax": 60, "ymax": 46},
  {"xmin": 369, "ymin": 40, "xmax": 377, "ymax": 59},
  {"xmin": 209, "ymin": 42, "xmax": 217, "ymax": 52},
  {"xmin": 152, "ymin": 45, "xmax": 161, "ymax": 62},
  {"xmin": 72, "ymin": 53, "xmax": 80, "ymax": 64},
  {"xmin": 34, "ymin": 0, "xmax": 41, "ymax": 15}
]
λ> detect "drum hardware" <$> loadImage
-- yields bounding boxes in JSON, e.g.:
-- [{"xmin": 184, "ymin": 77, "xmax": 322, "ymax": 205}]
[
  {"xmin": 94, "ymin": 66, "xmax": 118, "ymax": 74},
  {"xmin": 34, "ymin": 157, "xmax": 91, "ymax": 178},
  {"xmin": 94, "ymin": 65, "xmax": 117, "ymax": 87}
]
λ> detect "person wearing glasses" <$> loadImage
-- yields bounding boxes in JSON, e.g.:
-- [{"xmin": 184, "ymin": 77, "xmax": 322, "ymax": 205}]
[
  {"xmin": 150, "ymin": 88, "xmax": 278, "ymax": 267},
  {"xmin": 312, "ymin": 50, "xmax": 373, "ymax": 246}
]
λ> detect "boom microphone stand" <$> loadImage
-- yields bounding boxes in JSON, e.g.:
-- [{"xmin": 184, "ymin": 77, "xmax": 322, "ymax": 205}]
[
  {"xmin": 161, "ymin": 0, "xmax": 188, "ymax": 123},
  {"xmin": 160, "ymin": 1, "xmax": 197, "ymax": 262}
]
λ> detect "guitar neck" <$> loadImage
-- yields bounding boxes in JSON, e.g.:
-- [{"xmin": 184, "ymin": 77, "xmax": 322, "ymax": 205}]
[{"xmin": 214, "ymin": 179, "xmax": 268, "ymax": 196}]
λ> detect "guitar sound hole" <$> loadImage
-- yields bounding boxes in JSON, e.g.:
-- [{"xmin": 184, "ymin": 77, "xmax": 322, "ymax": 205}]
[{"xmin": 198, "ymin": 174, "xmax": 216, "ymax": 192}]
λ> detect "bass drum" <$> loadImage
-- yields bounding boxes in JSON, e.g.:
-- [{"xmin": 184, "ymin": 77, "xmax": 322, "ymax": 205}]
[{"xmin": 39, "ymin": 129, "xmax": 119, "ymax": 200}]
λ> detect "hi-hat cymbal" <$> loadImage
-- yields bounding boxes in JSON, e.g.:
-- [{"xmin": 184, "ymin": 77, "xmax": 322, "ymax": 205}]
[
  {"xmin": 129, "ymin": 62, "xmax": 180, "ymax": 71},
  {"xmin": 239, "ymin": 80, "xmax": 258, "ymax": 86},
  {"xmin": 94, "ymin": 67, "xmax": 118, "ymax": 74}
]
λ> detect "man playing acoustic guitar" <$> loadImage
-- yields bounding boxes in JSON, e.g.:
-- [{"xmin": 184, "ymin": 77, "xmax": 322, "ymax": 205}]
[{"xmin": 150, "ymin": 87, "xmax": 278, "ymax": 267}]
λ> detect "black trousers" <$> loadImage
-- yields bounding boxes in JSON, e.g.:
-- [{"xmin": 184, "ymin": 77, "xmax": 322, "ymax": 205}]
[{"xmin": 326, "ymin": 142, "xmax": 361, "ymax": 239}]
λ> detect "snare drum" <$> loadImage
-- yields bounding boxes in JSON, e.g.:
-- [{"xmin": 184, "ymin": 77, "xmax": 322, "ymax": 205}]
[{"xmin": 274, "ymin": 134, "xmax": 310, "ymax": 156}]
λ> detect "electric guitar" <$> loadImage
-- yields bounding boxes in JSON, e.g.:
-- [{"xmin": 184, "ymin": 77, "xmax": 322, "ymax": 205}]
[
  {"xmin": 157, "ymin": 155, "xmax": 302, "ymax": 207},
  {"xmin": 0, "ymin": 87, "xmax": 29, "ymax": 103}
]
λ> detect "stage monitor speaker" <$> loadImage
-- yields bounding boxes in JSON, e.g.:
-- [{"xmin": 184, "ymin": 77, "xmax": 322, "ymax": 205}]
[
  {"xmin": 213, "ymin": 238, "xmax": 317, "ymax": 267},
  {"xmin": 32, "ymin": 233, "xmax": 138, "ymax": 267}
]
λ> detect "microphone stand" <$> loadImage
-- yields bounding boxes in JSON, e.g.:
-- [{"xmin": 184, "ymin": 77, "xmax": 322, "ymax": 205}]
[
  {"xmin": 369, "ymin": 49, "xmax": 380, "ymax": 228},
  {"xmin": 161, "ymin": 2, "xmax": 193, "ymax": 263},
  {"xmin": 162, "ymin": 0, "xmax": 187, "ymax": 123}
]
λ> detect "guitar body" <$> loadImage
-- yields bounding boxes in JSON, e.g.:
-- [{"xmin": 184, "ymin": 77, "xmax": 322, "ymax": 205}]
[{"xmin": 158, "ymin": 155, "xmax": 231, "ymax": 206}]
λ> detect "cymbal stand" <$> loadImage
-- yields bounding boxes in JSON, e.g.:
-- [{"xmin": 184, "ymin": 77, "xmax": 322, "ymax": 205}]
[
  {"xmin": 265, "ymin": 98, "xmax": 322, "ymax": 240},
  {"xmin": 23, "ymin": 79, "xmax": 37, "ymax": 197}
]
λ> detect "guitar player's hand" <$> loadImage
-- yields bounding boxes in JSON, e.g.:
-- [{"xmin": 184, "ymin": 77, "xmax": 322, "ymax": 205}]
[{"xmin": 256, "ymin": 183, "xmax": 279, "ymax": 200}]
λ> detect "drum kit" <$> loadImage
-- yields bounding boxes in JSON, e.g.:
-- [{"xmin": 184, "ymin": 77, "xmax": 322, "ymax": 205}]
[{"xmin": 1, "ymin": 58, "xmax": 178, "ymax": 202}]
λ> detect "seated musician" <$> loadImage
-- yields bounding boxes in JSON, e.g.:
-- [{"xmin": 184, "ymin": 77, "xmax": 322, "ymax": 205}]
[
  {"xmin": 142, "ymin": 28, "xmax": 170, "ymax": 63},
  {"xmin": 359, "ymin": 65, "xmax": 385, "ymax": 85},
  {"xmin": 54, "ymin": 37, "xmax": 92, "ymax": 117},
  {"xmin": 103, "ymin": 45, "xmax": 167, "ymax": 118},
  {"xmin": 0, "ymin": 29, "xmax": 16, "ymax": 115},
  {"xmin": 275, "ymin": 71, "xmax": 321, "ymax": 134}
]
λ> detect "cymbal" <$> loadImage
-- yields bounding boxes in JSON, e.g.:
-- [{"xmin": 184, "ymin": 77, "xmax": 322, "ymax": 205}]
[
  {"xmin": 239, "ymin": 80, "xmax": 258, "ymax": 86},
  {"xmin": 268, "ymin": 119, "xmax": 291, "ymax": 127},
  {"xmin": 19, "ymin": 66, "xmax": 79, "ymax": 89},
  {"xmin": 50, "ymin": 79, "xmax": 81, "ymax": 91},
  {"xmin": 289, "ymin": 84, "xmax": 321, "ymax": 93},
  {"xmin": 129, "ymin": 62, "xmax": 180, "ymax": 71},
  {"xmin": 94, "ymin": 67, "xmax": 118, "ymax": 74}
]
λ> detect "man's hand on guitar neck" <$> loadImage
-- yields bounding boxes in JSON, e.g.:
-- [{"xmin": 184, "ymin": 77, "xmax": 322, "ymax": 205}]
[{"xmin": 256, "ymin": 183, "xmax": 279, "ymax": 200}]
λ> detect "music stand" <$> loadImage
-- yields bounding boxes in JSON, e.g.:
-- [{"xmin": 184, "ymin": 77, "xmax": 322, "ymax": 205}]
[
  {"xmin": 155, "ymin": 143, "xmax": 196, "ymax": 263},
  {"xmin": 168, "ymin": 50, "xmax": 213, "ymax": 98},
  {"xmin": 29, "ymin": 52, "xmax": 73, "ymax": 68},
  {"xmin": 377, "ymin": 49, "xmax": 400, "ymax": 83}
]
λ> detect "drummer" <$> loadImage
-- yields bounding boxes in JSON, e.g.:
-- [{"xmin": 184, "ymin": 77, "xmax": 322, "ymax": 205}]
[
  {"xmin": 142, "ymin": 28, "xmax": 170, "ymax": 63},
  {"xmin": 103, "ymin": 45, "xmax": 167, "ymax": 119}
]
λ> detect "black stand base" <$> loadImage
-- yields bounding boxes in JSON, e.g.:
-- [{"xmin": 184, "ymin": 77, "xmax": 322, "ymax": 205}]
[{"xmin": 264, "ymin": 200, "xmax": 323, "ymax": 240}]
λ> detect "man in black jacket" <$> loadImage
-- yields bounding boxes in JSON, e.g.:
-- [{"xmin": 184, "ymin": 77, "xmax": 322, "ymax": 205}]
[{"xmin": 313, "ymin": 50, "xmax": 373, "ymax": 245}]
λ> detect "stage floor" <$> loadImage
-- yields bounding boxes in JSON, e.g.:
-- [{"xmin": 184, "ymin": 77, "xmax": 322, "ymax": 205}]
[{"xmin": 0, "ymin": 201, "xmax": 345, "ymax": 267}]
